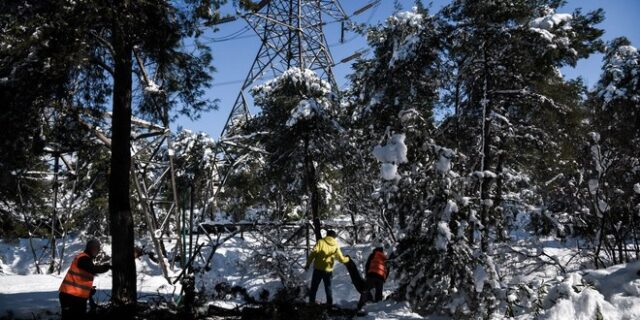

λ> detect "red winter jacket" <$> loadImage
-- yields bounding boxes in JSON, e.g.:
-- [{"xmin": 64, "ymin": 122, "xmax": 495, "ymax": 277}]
[{"xmin": 366, "ymin": 249, "xmax": 388, "ymax": 280}]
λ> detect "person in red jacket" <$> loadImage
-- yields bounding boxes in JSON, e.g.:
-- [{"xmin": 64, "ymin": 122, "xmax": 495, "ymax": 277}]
[
  {"xmin": 357, "ymin": 246, "xmax": 388, "ymax": 309},
  {"xmin": 59, "ymin": 239, "xmax": 111, "ymax": 319}
]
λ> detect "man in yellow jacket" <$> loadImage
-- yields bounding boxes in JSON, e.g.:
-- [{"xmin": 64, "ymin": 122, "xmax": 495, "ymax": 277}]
[{"xmin": 305, "ymin": 230, "xmax": 349, "ymax": 306}]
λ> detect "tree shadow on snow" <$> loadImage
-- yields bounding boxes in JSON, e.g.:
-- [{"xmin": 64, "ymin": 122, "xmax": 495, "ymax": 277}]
[{"xmin": 0, "ymin": 290, "xmax": 60, "ymax": 320}]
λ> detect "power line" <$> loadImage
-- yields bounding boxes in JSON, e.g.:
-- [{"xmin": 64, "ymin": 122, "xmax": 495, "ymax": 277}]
[
  {"xmin": 211, "ymin": 76, "xmax": 270, "ymax": 88},
  {"xmin": 328, "ymin": 0, "xmax": 381, "ymax": 47},
  {"xmin": 208, "ymin": 33, "xmax": 257, "ymax": 43},
  {"xmin": 208, "ymin": 2, "xmax": 383, "ymax": 86},
  {"xmin": 204, "ymin": 25, "xmax": 252, "ymax": 42},
  {"xmin": 203, "ymin": 0, "xmax": 383, "ymax": 45},
  {"xmin": 353, "ymin": 0, "xmax": 382, "ymax": 17},
  {"xmin": 210, "ymin": 79, "xmax": 245, "ymax": 87}
]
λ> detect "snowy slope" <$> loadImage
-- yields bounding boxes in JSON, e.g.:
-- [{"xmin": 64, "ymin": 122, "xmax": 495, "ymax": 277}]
[
  {"xmin": 0, "ymin": 238, "xmax": 179, "ymax": 319},
  {"xmin": 5, "ymin": 228, "xmax": 640, "ymax": 319},
  {"xmin": 0, "ymin": 235, "xmax": 423, "ymax": 319},
  {"xmin": 194, "ymin": 235, "xmax": 424, "ymax": 319},
  {"xmin": 0, "ymin": 273, "xmax": 175, "ymax": 319},
  {"xmin": 539, "ymin": 261, "xmax": 640, "ymax": 320}
]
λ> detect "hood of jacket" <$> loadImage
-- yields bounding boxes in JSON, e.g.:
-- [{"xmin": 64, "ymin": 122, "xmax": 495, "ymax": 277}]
[{"xmin": 322, "ymin": 236, "xmax": 337, "ymax": 246}]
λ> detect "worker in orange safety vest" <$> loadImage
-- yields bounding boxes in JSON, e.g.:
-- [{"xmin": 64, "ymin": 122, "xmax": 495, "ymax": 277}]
[
  {"xmin": 357, "ymin": 244, "xmax": 389, "ymax": 309},
  {"xmin": 59, "ymin": 239, "xmax": 111, "ymax": 319}
]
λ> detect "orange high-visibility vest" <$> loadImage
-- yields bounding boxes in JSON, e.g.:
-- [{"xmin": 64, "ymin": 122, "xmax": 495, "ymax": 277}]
[
  {"xmin": 59, "ymin": 252, "xmax": 94, "ymax": 299},
  {"xmin": 368, "ymin": 251, "xmax": 387, "ymax": 279}
]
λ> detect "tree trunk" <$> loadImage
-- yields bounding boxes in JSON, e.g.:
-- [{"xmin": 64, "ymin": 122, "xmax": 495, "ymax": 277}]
[
  {"xmin": 110, "ymin": 10, "xmax": 137, "ymax": 311},
  {"xmin": 48, "ymin": 154, "xmax": 59, "ymax": 274},
  {"xmin": 304, "ymin": 136, "xmax": 322, "ymax": 240},
  {"xmin": 479, "ymin": 106, "xmax": 492, "ymax": 252},
  {"xmin": 479, "ymin": 48, "xmax": 493, "ymax": 253},
  {"xmin": 348, "ymin": 199, "xmax": 359, "ymax": 244},
  {"xmin": 310, "ymin": 170, "xmax": 321, "ymax": 241},
  {"xmin": 494, "ymin": 152, "xmax": 505, "ymax": 241}
]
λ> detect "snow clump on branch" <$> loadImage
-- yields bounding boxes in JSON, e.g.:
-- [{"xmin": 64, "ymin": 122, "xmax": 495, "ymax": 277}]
[{"xmin": 373, "ymin": 133, "xmax": 408, "ymax": 181}]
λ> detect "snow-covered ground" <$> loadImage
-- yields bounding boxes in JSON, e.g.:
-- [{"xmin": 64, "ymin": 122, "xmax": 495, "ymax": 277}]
[
  {"xmin": 4, "ymin": 224, "xmax": 640, "ymax": 320},
  {"xmin": 538, "ymin": 261, "xmax": 640, "ymax": 320},
  {"xmin": 193, "ymin": 234, "xmax": 424, "ymax": 319},
  {"xmin": 0, "ymin": 238, "xmax": 179, "ymax": 319},
  {"xmin": 0, "ymin": 234, "xmax": 422, "ymax": 319}
]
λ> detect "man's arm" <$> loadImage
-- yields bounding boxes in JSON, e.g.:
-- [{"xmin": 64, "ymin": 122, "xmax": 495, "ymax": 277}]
[
  {"xmin": 335, "ymin": 247, "xmax": 349, "ymax": 264},
  {"xmin": 77, "ymin": 256, "xmax": 111, "ymax": 274},
  {"xmin": 305, "ymin": 244, "xmax": 320, "ymax": 269}
]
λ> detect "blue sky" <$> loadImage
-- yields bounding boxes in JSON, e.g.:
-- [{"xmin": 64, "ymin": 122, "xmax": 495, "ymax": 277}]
[{"xmin": 173, "ymin": 0, "xmax": 640, "ymax": 137}]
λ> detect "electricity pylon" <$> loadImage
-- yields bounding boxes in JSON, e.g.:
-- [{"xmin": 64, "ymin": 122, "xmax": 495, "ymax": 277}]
[{"xmin": 212, "ymin": 0, "xmax": 349, "ymax": 194}]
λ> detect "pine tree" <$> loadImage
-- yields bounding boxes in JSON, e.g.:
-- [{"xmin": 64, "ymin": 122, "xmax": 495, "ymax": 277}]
[
  {"xmin": 240, "ymin": 68, "xmax": 341, "ymax": 240},
  {"xmin": 526, "ymin": 78, "xmax": 591, "ymax": 237},
  {"xmin": 405, "ymin": 1, "xmax": 603, "ymax": 316},
  {"xmin": 582, "ymin": 37, "xmax": 640, "ymax": 266},
  {"xmin": 440, "ymin": 0, "xmax": 603, "ymax": 250},
  {"xmin": 357, "ymin": 1, "xmax": 606, "ymax": 316},
  {"xmin": 345, "ymin": 5, "xmax": 441, "ymax": 235},
  {"xmin": 1, "ymin": 0, "xmax": 223, "ymax": 310},
  {"xmin": 345, "ymin": 6, "xmax": 494, "ymax": 316},
  {"xmin": 173, "ymin": 129, "xmax": 217, "ymax": 221}
]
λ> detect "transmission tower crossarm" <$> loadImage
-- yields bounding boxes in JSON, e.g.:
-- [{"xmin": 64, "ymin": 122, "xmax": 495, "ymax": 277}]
[
  {"xmin": 249, "ymin": 12, "xmax": 298, "ymax": 30},
  {"xmin": 208, "ymin": 0, "xmax": 273, "ymax": 26},
  {"xmin": 324, "ymin": 0, "xmax": 349, "ymax": 21},
  {"xmin": 248, "ymin": 0, "xmax": 273, "ymax": 12}
]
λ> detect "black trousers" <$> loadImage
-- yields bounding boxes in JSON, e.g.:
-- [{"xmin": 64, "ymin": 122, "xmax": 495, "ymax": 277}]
[
  {"xmin": 59, "ymin": 292, "xmax": 87, "ymax": 320},
  {"xmin": 309, "ymin": 269, "xmax": 333, "ymax": 305},
  {"xmin": 357, "ymin": 274, "xmax": 384, "ymax": 309}
]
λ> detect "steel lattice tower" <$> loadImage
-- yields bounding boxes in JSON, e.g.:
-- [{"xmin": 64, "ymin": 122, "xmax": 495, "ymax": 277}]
[{"xmin": 213, "ymin": 0, "xmax": 349, "ymax": 193}]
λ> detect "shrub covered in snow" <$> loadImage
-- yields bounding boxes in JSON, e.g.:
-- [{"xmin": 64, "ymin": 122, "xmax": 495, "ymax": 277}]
[
  {"xmin": 597, "ymin": 38, "xmax": 640, "ymax": 104},
  {"xmin": 394, "ymin": 143, "xmax": 502, "ymax": 318},
  {"xmin": 231, "ymin": 67, "xmax": 341, "ymax": 239}
]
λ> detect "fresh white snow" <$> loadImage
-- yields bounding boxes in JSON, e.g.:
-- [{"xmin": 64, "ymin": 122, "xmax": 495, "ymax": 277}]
[
  {"xmin": 598, "ymin": 43, "xmax": 640, "ymax": 104},
  {"xmin": 539, "ymin": 262, "xmax": 640, "ymax": 320},
  {"xmin": 373, "ymin": 134, "xmax": 408, "ymax": 181},
  {"xmin": 286, "ymin": 99, "xmax": 325, "ymax": 127},
  {"xmin": 0, "ymin": 234, "xmax": 425, "ymax": 319},
  {"xmin": 0, "ymin": 238, "xmax": 179, "ymax": 319}
]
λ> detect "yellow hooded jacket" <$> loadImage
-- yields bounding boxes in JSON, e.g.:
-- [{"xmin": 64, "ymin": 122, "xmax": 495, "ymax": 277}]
[{"xmin": 305, "ymin": 236, "xmax": 349, "ymax": 272}]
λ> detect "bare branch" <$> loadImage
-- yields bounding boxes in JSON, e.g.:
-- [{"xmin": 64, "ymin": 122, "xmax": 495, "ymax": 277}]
[
  {"xmin": 90, "ymin": 56, "xmax": 114, "ymax": 76},
  {"xmin": 88, "ymin": 30, "xmax": 115, "ymax": 58},
  {"xmin": 133, "ymin": 46, "xmax": 151, "ymax": 85}
]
